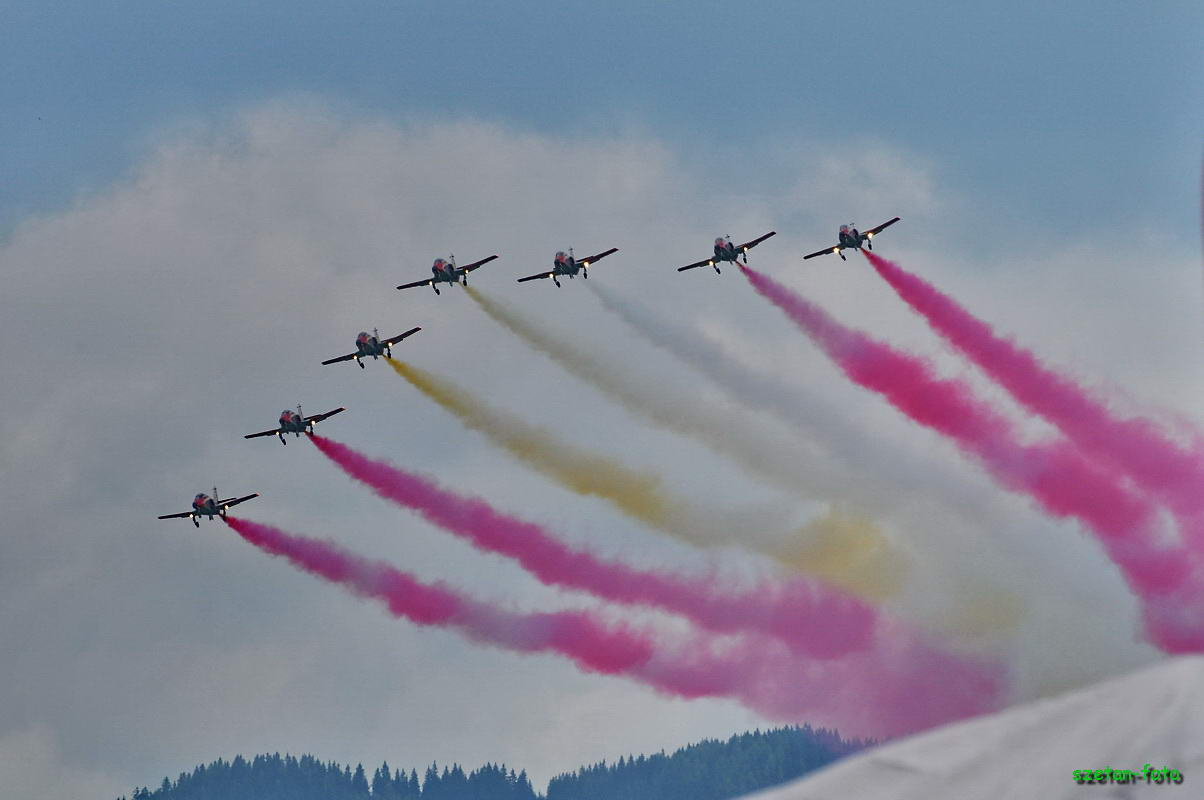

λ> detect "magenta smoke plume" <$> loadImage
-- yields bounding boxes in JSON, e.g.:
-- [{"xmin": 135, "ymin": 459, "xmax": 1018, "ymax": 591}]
[
  {"xmin": 864, "ymin": 250, "xmax": 1204, "ymax": 551},
  {"xmin": 740, "ymin": 265, "xmax": 1204, "ymax": 653},
  {"xmin": 309, "ymin": 433, "xmax": 876, "ymax": 659},
  {"xmin": 225, "ymin": 515, "xmax": 1002, "ymax": 736},
  {"xmin": 225, "ymin": 515, "xmax": 652, "ymax": 674}
]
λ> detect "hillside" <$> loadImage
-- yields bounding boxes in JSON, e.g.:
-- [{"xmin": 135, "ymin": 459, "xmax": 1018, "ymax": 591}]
[{"xmin": 116, "ymin": 725, "xmax": 869, "ymax": 800}]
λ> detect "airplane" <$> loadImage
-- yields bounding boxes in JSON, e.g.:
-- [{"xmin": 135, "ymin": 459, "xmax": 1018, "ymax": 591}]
[
  {"xmin": 677, "ymin": 231, "xmax": 777, "ymax": 274},
  {"xmin": 321, "ymin": 327, "xmax": 421, "ymax": 368},
  {"xmin": 803, "ymin": 217, "xmax": 901, "ymax": 261},
  {"xmin": 516, "ymin": 247, "xmax": 619, "ymax": 287},
  {"xmin": 157, "ymin": 487, "xmax": 259, "ymax": 528},
  {"xmin": 244, "ymin": 405, "xmax": 346, "ymax": 445},
  {"xmin": 396, "ymin": 254, "xmax": 499, "ymax": 295}
]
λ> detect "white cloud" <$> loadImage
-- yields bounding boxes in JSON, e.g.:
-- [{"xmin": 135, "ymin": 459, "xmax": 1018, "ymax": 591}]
[
  {"xmin": 0, "ymin": 727, "xmax": 126, "ymax": 800},
  {"xmin": 1, "ymin": 102, "xmax": 1195, "ymax": 796}
]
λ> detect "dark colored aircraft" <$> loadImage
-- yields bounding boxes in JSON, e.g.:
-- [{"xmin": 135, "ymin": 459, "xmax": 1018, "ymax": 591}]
[
  {"xmin": 516, "ymin": 247, "xmax": 619, "ymax": 287},
  {"xmin": 244, "ymin": 405, "xmax": 346, "ymax": 445},
  {"xmin": 677, "ymin": 232, "xmax": 777, "ymax": 274},
  {"xmin": 321, "ymin": 327, "xmax": 421, "ymax": 368},
  {"xmin": 396, "ymin": 254, "xmax": 499, "ymax": 295},
  {"xmin": 803, "ymin": 218, "xmax": 901, "ymax": 261},
  {"xmin": 158, "ymin": 488, "xmax": 259, "ymax": 528}
]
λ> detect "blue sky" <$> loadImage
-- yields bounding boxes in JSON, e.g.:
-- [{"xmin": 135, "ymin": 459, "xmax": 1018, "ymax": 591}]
[
  {"xmin": 4, "ymin": 1, "xmax": 1201, "ymax": 240},
  {"xmin": 1, "ymin": 3, "xmax": 1202, "ymax": 798}
]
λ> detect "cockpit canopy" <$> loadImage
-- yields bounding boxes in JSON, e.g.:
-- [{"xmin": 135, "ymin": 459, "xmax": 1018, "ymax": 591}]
[
  {"xmin": 839, "ymin": 224, "xmax": 850, "ymax": 233},
  {"xmin": 357, "ymin": 331, "xmax": 371, "ymax": 342},
  {"xmin": 433, "ymin": 258, "xmax": 448, "ymax": 270},
  {"xmin": 715, "ymin": 237, "xmax": 727, "ymax": 247},
  {"xmin": 280, "ymin": 409, "xmax": 296, "ymax": 419},
  {"xmin": 194, "ymin": 493, "xmax": 209, "ymax": 504},
  {"xmin": 555, "ymin": 251, "xmax": 568, "ymax": 262}
]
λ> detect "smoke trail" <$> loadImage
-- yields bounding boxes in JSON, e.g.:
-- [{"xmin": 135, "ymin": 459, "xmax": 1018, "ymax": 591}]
[
  {"xmin": 465, "ymin": 286, "xmax": 841, "ymax": 500},
  {"xmin": 387, "ymin": 358, "xmax": 670, "ymax": 528},
  {"xmin": 586, "ymin": 282, "xmax": 1045, "ymax": 638},
  {"xmin": 387, "ymin": 356, "xmax": 902, "ymax": 601},
  {"xmin": 463, "ymin": 287, "xmax": 906, "ymax": 596},
  {"xmin": 740, "ymin": 265, "xmax": 1204, "ymax": 652},
  {"xmin": 225, "ymin": 515, "xmax": 1003, "ymax": 736},
  {"xmin": 226, "ymin": 515, "xmax": 652, "ymax": 673},
  {"xmin": 311, "ymin": 433, "xmax": 879, "ymax": 659},
  {"xmin": 864, "ymin": 250, "xmax": 1204, "ymax": 550},
  {"xmin": 587, "ymin": 281, "xmax": 1021, "ymax": 535}
]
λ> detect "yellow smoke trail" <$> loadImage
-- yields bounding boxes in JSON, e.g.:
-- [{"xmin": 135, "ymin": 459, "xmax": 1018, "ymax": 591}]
[
  {"xmin": 388, "ymin": 356, "xmax": 900, "ymax": 602},
  {"xmin": 467, "ymin": 287, "xmax": 856, "ymax": 503},
  {"xmin": 465, "ymin": 290, "xmax": 1035, "ymax": 635},
  {"xmin": 774, "ymin": 509, "xmax": 904, "ymax": 602},
  {"xmin": 389, "ymin": 357, "xmax": 670, "ymax": 525},
  {"xmin": 463, "ymin": 290, "xmax": 1028, "ymax": 637}
]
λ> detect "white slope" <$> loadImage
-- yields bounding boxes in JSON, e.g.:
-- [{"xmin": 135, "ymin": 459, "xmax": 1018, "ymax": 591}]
[{"xmin": 745, "ymin": 656, "xmax": 1204, "ymax": 800}]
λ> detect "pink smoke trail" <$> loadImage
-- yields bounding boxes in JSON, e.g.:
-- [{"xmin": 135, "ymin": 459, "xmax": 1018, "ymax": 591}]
[
  {"xmin": 740, "ymin": 265, "xmax": 1204, "ymax": 652},
  {"xmin": 309, "ymin": 433, "xmax": 875, "ymax": 659},
  {"xmin": 864, "ymin": 250, "xmax": 1204, "ymax": 551},
  {"xmin": 224, "ymin": 515, "xmax": 1002, "ymax": 736},
  {"xmin": 226, "ymin": 515, "xmax": 651, "ymax": 673}
]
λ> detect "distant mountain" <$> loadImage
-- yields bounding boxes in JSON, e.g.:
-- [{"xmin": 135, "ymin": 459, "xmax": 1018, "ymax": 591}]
[{"xmin": 116, "ymin": 725, "xmax": 870, "ymax": 800}]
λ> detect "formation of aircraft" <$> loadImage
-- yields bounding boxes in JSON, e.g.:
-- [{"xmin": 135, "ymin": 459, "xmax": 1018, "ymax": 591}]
[
  {"xmin": 397, "ymin": 254, "xmax": 499, "ymax": 295},
  {"xmin": 161, "ymin": 221, "xmax": 900, "ymax": 524},
  {"xmin": 677, "ymin": 231, "xmax": 777, "ymax": 274},
  {"xmin": 322, "ymin": 327, "xmax": 422, "ymax": 368},
  {"xmin": 516, "ymin": 247, "xmax": 619, "ymax": 287},
  {"xmin": 244, "ymin": 405, "xmax": 346, "ymax": 445},
  {"xmin": 158, "ymin": 488, "xmax": 259, "ymax": 527},
  {"xmin": 803, "ymin": 217, "xmax": 901, "ymax": 261}
]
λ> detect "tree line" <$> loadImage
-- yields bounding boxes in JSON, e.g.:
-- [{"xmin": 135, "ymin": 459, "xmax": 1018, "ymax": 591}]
[{"xmin": 116, "ymin": 725, "xmax": 869, "ymax": 800}]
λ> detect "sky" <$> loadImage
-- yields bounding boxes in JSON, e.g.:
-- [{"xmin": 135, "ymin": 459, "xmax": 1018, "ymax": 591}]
[{"xmin": 1, "ymin": 2, "xmax": 1202, "ymax": 798}]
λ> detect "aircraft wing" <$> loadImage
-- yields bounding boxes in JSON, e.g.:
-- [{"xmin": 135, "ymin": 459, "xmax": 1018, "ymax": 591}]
[
  {"xmin": 577, "ymin": 247, "xmax": 618, "ymax": 266},
  {"xmin": 303, "ymin": 407, "xmax": 346, "ymax": 424},
  {"xmin": 677, "ymin": 257, "xmax": 713, "ymax": 272},
  {"xmin": 803, "ymin": 243, "xmax": 841, "ymax": 260},
  {"xmin": 516, "ymin": 271, "xmax": 554, "ymax": 283},
  {"xmin": 736, "ymin": 231, "xmax": 777, "ymax": 251},
  {"xmin": 321, "ymin": 352, "xmax": 358, "ymax": 365},
  {"xmin": 157, "ymin": 510, "xmax": 194, "ymax": 520},
  {"xmin": 458, "ymin": 254, "xmax": 499, "ymax": 274},
  {"xmin": 383, "ymin": 327, "xmax": 422, "ymax": 346},
  {"xmin": 243, "ymin": 428, "xmax": 281, "ymax": 440},
  {"xmin": 217, "ymin": 493, "xmax": 260, "ymax": 508},
  {"xmin": 865, "ymin": 217, "xmax": 901, "ymax": 237},
  {"xmin": 396, "ymin": 277, "xmax": 432, "ymax": 291}
]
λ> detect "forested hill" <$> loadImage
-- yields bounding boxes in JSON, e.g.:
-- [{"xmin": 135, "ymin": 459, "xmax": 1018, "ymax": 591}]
[
  {"xmin": 545, "ymin": 726, "xmax": 867, "ymax": 800},
  {"xmin": 116, "ymin": 725, "xmax": 870, "ymax": 800}
]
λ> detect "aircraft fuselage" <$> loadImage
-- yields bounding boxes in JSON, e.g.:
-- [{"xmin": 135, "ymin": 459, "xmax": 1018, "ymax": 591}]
[
  {"xmin": 355, "ymin": 337, "xmax": 391, "ymax": 360},
  {"xmin": 189, "ymin": 495, "xmax": 224, "ymax": 525},
  {"xmin": 432, "ymin": 267, "xmax": 463, "ymax": 285},
  {"xmin": 553, "ymin": 258, "xmax": 582, "ymax": 277},
  {"xmin": 274, "ymin": 411, "xmax": 311, "ymax": 442},
  {"xmin": 833, "ymin": 229, "xmax": 876, "ymax": 260}
]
